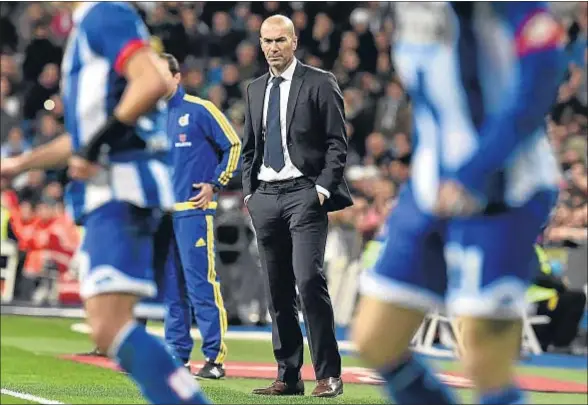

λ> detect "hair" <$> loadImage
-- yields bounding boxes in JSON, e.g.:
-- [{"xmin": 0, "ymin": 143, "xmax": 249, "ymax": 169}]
[{"xmin": 160, "ymin": 53, "xmax": 180, "ymax": 75}]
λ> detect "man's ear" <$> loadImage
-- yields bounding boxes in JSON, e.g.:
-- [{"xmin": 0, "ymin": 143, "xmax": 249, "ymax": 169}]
[{"xmin": 292, "ymin": 35, "xmax": 298, "ymax": 51}]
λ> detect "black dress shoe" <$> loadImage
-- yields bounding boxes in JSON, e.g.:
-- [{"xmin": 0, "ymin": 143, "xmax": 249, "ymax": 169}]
[{"xmin": 252, "ymin": 380, "xmax": 304, "ymax": 396}]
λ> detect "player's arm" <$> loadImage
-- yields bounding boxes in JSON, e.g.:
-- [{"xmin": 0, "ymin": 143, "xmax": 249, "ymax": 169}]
[
  {"xmin": 76, "ymin": 4, "xmax": 168, "ymax": 163},
  {"xmin": 0, "ymin": 133, "xmax": 72, "ymax": 177},
  {"xmin": 451, "ymin": 9, "xmax": 566, "ymax": 198},
  {"xmin": 202, "ymin": 103, "xmax": 242, "ymax": 190}
]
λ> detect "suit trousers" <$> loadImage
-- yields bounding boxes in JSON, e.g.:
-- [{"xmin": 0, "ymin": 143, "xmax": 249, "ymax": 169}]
[{"xmin": 247, "ymin": 176, "xmax": 341, "ymax": 383}]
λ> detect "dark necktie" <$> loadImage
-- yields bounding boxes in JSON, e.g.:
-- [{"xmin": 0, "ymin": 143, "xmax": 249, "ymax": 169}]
[{"xmin": 264, "ymin": 76, "xmax": 285, "ymax": 172}]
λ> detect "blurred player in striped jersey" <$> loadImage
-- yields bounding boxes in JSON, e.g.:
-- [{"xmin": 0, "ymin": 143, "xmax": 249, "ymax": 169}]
[
  {"xmin": 0, "ymin": 2, "xmax": 211, "ymax": 404},
  {"xmin": 352, "ymin": 2, "xmax": 565, "ymax": 404}
]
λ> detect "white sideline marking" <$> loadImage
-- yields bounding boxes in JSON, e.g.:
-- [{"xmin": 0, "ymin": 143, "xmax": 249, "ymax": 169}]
[{"xmin": 1, "ymin": 388, "xmax": 63, "ymax": 404}]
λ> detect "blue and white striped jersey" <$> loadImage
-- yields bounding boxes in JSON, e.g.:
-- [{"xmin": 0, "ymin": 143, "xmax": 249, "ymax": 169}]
[
  {"xmin": 393, "ymin": 2, "xmax": 565, "ymax": 213},
  {"xmin": 61, "ymin": 2, "xmax": 174, "ymax": 223}
]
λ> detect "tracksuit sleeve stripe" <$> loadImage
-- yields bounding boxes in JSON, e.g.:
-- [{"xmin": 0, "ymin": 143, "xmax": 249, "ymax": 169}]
[
  {"xmin": 202, "ymin": 102, "xmax": 241, "ymax": 186},
  {"xmin": 183, "ymin": 95, "xmax": 241, "ymax": 187}
]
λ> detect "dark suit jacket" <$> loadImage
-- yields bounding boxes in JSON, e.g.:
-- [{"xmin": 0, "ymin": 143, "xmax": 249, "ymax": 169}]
[{"xmin": 241, "ymin": 61, "xmax": 353, "ymax": 212}]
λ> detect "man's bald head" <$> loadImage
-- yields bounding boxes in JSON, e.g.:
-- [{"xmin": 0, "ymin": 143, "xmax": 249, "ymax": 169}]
[
  {"xmin": 261, "ymin": 14, "xmax": 295, "ymax": 38},
  {"xmin": 259, "ymin": 14, "xmax": 298, "ymax": 75}
]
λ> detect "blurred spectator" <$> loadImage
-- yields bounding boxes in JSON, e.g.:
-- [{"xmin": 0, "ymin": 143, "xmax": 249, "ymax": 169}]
[
  {"xmin": 308, "ymin": 13, "xmax": 340, "ymax": 70},
  {"xmin": 17, "ymin": 3, "xmax": 47, "ymax": 47},
  {"xmin": 244, "ymin": 13, "xmax": 263, "ymax": 44},
  {"xmin": 375, "ymin": 52, "xmax": 394, "ymax": 83},
  {"xmin": 343, "ymin": 87, "xmax": 376, "ymax": 157},
  {"xmin": 349, "ymin": 8, "xmax": 378, "ymax": 72},
  {"xmin": 356, "ymin": 73, "xmax": 384, "ymax": 100},
  {"xmin": 374, "ymin": 79, "xmax": 411, "ymax": 138},
  {"xmin": 304, "ymin": 54, "xmax": 323, "ymax": 69},
  {"xmin": 392, "ymin": 132, "xmax": 410, "ymax": 154},
  {"xmin": 148, "ymin": 4, "xmax": 189, "ymax": 63},
  {"xmin": 0, "ymin": 12, "xmax": 18, "ymax": 53},
  {"xmin": 33, "ymin": 113, "xmax": 60, "ymax": 147},
  {"xmin": 388, "ymin": 155, "xmax": 411, "ymax": 187},
  {"xmin": 43, "ymin": 181, "xmax": 64, "ymax": 202},
  {"xmin": 23, "ymin": 62, "xmax": 60, "ymax": 121},
  {"xmin": 1, "ymin": 76, "xmax": 20, "ymax": 143},
  {"xmin": 1, "ymin": 75, "xmax": 20, "ymax": 118},
  {"xmin": 1, "ymin": 53, "xmax": 21, "ymax": 87},
  {"xmin": 208, "ymin": 84, "xmax": 228, "ymax": 110},
  {"xmin": 19, "ymin": 196, "xmax": 79, "ymax": 280},
  {"xmin": 180, "ymin": 6, "xmax": 209, "ymax": 59},
  {"xmin": 333, "ymin": 50, "xmax": 360, "ymax": 90},
  {"xmin": 291, "ymin": 9, "xmax": 312, "ymax": 46},
  {"xmin": 221, "ymin": 63, "xmax": 243, "ymax": 105},
  {"xmin": 182, "ymin": 67, "xmax": 207, "ymax": 98},
  {"xmin": 16, "ymin": 170, "xmax": 45, "ymax": 201},
  {"xmin": 1, "ymin": 126, "xmax": 30, "ymax": 158},
  {"xmin": 207, "ymin": 11, "xmax": 244, "ymax": 59},
  {"xmin": 251, "ymin": 1, "xmax": 293, "ymax": 20},
  {"xmin": 566, "ymin": 3, "xmax": 587, "ymax": 67},
  {"xmin": 236, "ymin": 42, "xmax": 260, "ymax": 81},
  {"xmin": 364, "ymin": 132, "xmax": 395, "ymax": 169},
  {"xmin": 231, "ymin": 3, "xmax": 251, "ymax": 32},
  {"xmin": 22, "ymin": 20, "xmax": 62, "ymax": 84}
]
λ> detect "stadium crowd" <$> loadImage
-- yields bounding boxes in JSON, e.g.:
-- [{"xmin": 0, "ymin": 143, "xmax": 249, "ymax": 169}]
[{"xmin": 0, "ymin": 2, "xmax": 587, "ymax": 307}]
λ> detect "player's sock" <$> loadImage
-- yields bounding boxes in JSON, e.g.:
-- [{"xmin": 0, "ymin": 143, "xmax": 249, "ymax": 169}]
[
  {"xmin": 109, "ymin": 321, "xmax": 210, "ymax": 404},
  {"xmin": 378, "ymin": 355, "xmax": 457, "ymax": 404},
  {"xmin": 479, "ymin": 385, "xmax": 526, "ymax": 404}
]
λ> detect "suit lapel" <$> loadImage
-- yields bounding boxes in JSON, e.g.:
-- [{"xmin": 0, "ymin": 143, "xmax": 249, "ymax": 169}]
[
  {"xmin": 253, "ymin": 74, "xmax": 269, "ymax": 141},
  {"xmin": 286, "ymin": 63, "xmax": 305, "ymax": 138}
]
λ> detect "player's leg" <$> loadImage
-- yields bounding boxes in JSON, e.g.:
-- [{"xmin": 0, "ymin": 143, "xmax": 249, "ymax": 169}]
[
  {"xmin": 174, "ymin": 214, "xmax": 227, "ymax": 379},
  {"xmin": 351, "ymin": 188, "xmax": 457, "ymax": 404},
  {"xmin": 446, "ymin": 193, "xmax": 556, "ymax": 404},
  {"xmin": 80, "ymin": 202, "xmax": 209, "ymax": 404},
  {"xmin": 163, "ymin": 231, "xmax": 194, "ymax": 368}
]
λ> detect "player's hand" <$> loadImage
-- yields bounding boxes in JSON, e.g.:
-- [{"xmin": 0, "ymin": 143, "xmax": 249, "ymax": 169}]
[
  {"xmin": 68, "ymin": 155, "xmax": 100, "ymax": 180},
  {"xmin": 190, "ymin": 183, "xmax": 215, "ymax": 209},
  {"xmin": 0, "ymin": 156, "xmax": 24, "ymax": 179},
  {"xmin": 317, "ymin": 191, "xmax": 326, "ymax": 206},
  {"xmin": 433, "ymin": 180, "xmax": 483, "ymax": 218}
]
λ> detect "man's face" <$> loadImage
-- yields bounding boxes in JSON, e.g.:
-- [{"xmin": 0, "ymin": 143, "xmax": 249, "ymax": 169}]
[
  {"xmin": 158, "ymin": 58, "xmax": 180, "ymax": 94},
  {"xmin": 260, "ymin": 21, "xmax": 297, "ymax": 73}
]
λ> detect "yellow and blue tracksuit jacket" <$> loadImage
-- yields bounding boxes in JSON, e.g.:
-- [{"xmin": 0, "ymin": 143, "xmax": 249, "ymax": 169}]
[{"xmin": 163, "ymin": 86, "xmax": 241, "ymax": 364}]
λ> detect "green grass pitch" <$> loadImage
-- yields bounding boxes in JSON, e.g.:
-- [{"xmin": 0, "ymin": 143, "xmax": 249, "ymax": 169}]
[{"xmin": 1, "ymin": 315, "xmax": 586, "ymax": 404}]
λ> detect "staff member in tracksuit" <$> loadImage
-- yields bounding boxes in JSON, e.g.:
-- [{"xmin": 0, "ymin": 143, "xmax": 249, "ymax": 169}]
[{"xmin": 158, "ymin": 53, "xmax": 241, "ymax": 379}]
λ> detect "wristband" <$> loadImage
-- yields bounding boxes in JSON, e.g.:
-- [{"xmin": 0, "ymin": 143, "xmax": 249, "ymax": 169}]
[{"xmin": 77, "ymin": 116, "xmax": 134, "ymax": 162}]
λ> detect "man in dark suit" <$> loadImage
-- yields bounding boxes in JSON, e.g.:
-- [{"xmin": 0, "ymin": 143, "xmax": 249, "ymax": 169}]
[{"xmin": 241, "ymin": 14, "xmax": 352, "ymax": 398}]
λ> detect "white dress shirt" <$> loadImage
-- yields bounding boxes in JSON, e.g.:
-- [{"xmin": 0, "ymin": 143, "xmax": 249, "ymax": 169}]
[{"xmin": 256, "ymin": 58, "xmax": 330, "ymax": 199}]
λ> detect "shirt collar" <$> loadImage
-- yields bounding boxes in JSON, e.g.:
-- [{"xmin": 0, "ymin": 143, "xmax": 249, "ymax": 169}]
[
  {"xmin": 270, "ymin": 58, "xmax": 297, "ymax": 82},
  {"xmin": 169, "ymin": 85, "xmax": 185, "ymax": 107}
]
